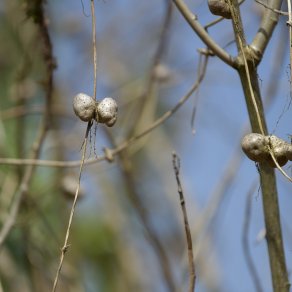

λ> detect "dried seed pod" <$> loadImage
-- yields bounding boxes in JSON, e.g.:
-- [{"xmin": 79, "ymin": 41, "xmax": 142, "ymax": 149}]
[
  {"xmin": 286, "ymin": 144, "xmax": 292, "ymax": 161},
  {"xmin": 241, "ymin": 133, "xmax": 268, "ymax": 162},
  {"xmin": 73, "ymin": 93, "xmax": 96, "ymax": 122},
  {"xmin": 96, "ymin": 97, "xmax": 118, "ymax": 127},
  {"xmin": 208, "ymin": 0, "xmax": 231, "ymax": 19},
  {"xmin": 266, "ymin": 135, "xmax": 288, "ymax": 167}
]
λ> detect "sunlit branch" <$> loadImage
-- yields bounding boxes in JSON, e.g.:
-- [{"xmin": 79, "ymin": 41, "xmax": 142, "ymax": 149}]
[{"xmin": 172, "ymin": 0, "xmax": 237, "ymax": 68}]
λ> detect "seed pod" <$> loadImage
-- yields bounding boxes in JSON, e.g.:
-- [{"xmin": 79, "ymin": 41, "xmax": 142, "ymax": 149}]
[
  {"xmin": 73, "ymin": 93, "xmax": 96, "ymax": 122},
  {"xmin": 208, "ymin": 0, "xmax": 231, "ymax": 19},
  {"xmin": 96, "ymin": 97, "xmax": 118, "ymax": 127},
  {"xmin": 241, "ymin": 133, "xmax": 268, "ymax": 162},
  {"xmin": 266, "ymin": 135, "xmax": 288, "ymax": 167},
  {"xmin": 286, "ymin": 144, "xmax": 292, "ymax": 161}
]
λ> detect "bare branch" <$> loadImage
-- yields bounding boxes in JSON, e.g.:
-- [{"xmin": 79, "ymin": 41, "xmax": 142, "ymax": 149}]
[
  {"xmin": 0, "ymin": 0, "xmax": 55, "ymax": 249},
  {"xmin": 105, "ymin": 129, "xmax": 177, "ymax": 292},
  {"xmin": 172, "ymin": 152, "xmax": 196, "ymax": 292},
  {"xmin": 172, "ymin": 0, "xmax": 237, "ymax": 68},
  {"xmin": 0, "ymin": 54, "xmax": 209, "ymax": 169},
  {"xmin": 254, "ymin": 0, "xmax": 288, "ymax": 15},
  {"xmin": 251, "ymin": 0, "xmax": 283, "ymax": 61},
  {"xmin": 228, "ymin": 0, "xmax": 290, "ymax": 290},
  {"xmin": 52, "ymin": 122, "xmax": 91, "ymax": 292},
  {"xmin": 127, "ymin": 0, "xmax": 173, "ymax": 138}
]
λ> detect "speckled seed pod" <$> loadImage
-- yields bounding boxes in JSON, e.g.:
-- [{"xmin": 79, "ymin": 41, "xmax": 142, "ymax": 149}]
[
  {"xmin": 241, "ymin": 133, "xmax": 269, "ymax": 162},
  {"xmin": 96, "ymin": 97, "xmax": 118, "ymax": 127},
  {"xmin": 286, "ymin": 144, "xmax": 292, "ymax": 161},
  {"xmin": 208, "ymin": 0, "xmax": 231, "ymax": 19},
  {"xmin": 265, "ymin": 135, "xmax": 288, "ymax": 167},
  {"xmin": 73, "ymin": 93, "xmax": 96, "ymax": 122}
]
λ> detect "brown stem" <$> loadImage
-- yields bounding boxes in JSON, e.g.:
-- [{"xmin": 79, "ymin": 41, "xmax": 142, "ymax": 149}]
[
  {"xmin": 172, "ymin": 152, "xmax": 196, "ymax": 292},
  {"xmin": 228, "ymin": 0, "xmax": 290, "ymax": 290}
]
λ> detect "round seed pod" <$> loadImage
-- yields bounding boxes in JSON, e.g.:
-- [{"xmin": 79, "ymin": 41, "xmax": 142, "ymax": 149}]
[
  {"xmin": 73, "ymin": 93, "xmax": 96, "ymax": 122},
  {"xmin": 286, "ymin": 144, "xmax": 292, "ymax": 161},
  {"xmin": 266, "ymin": 135, "xmax": 288, "ymax": 167},
  {"xmin": 208, "ymin": 0, "xmax": 231, "ymax": 19},
  {"xmin": 241, "ymin": 133, "xmax": 268, "ymax": 162},
  {"xmin": 96, "ymin": 97, "xmax": 118, "ymax": 127}
]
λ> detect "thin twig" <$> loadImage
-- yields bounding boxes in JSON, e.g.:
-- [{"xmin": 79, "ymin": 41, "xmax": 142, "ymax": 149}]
[
  {"xmin": 52, "ymin": 2, "xmax": 98, "ymax": 289},
  {"xmin": 254, "ymin": 0, "xmax": 288, "ymax": 16},
  {"xmin": 242, "ymin": 181, "xmax": 264, "ymax": 292},
  {"xmin": 172, "ymin": 152, "xmax": 195, "ymax": 292},
  {"xmin": 204, "ymin": 0, "xmax": 246, "ymax": 29},
  {"xmin": 172, "ymin": 0, "xmax": 237, "ymax": 68},
  {"xmin": 0, "ymin": 0, "xmax": 54, "ymax": 249},
  {"xmin": 52, "ymin": 122, "xmax": 91, "ymax": 292},
  {"xmin": 127, "ymin": 0, "xmax": 172, "ymax": 138},
  {"xmin": 105, "ymin": 129, "xmax": 176, "ymax": 292},
  {"xmin": 91, "ymin": 0, "xmax": 97, "ymax": 100},
  {"xmin": 190, "ymin": 52, "xmax": 203, "ymax": 134},
  {"xmin": 227, "ymin": 0, "xmax": 265, "ymax": 135},
  {"xmin": 0, "ymin": 54, "xmax": 209, "ymax": 169}
]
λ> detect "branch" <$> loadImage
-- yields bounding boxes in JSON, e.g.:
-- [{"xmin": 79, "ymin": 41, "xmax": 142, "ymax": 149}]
[
  {"xmin": 52, "ymin": 122, "xmax": 91, "ymax": 292},
  {"xmin": 127, "ymin": 0, "xmax": 173, "ymax": 138},
  {"xmin": 0, "ymin": 0, "xmax": 55, "ymax": 249},
  {"xmin": 0, "ymin": 54, "xmax": 209, "ymax": 169},
  {"xmin": 254, "ymin": 0, "xmax": 288, "ymax": 16},
  {"xmin": 172, "ymin": 0, "xmax": 237, "ymax": 68},
  {"xmin": 228, "ymin": 0, "xmax": 290, "ymax": 290},
  {"xmin": 105, "ymin": 129, "xmax": 177, "ymax": 292},
  {"xmin": 172, "ymin": 152, "xmax": 196, "ymax": 292},
  {"xmin": 251, "ymin": 0, "xmax": 283, "ymax": 61}
]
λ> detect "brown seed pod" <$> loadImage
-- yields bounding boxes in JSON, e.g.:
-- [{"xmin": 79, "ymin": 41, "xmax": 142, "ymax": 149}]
[
  {"xmin": 96, "ymin": 97, "xmax": 118, "ymax": 127},
  {"xmin": 208, "ymin": 0, "xmax": 232, "ymax": 19},
  {"xmin": 241, "ymin": 133, "xmax": 268, "ymax": 162},
  {"xmin": 73, "ymin": 93, "xmax": 96, "ymax": 122}
]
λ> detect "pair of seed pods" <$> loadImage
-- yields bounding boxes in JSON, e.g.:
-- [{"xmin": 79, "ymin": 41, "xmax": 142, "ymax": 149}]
[
  {"xmin": 73, "ymin": 93, "xmax": 118, "ymax": 127},
  {"xmin": 241, "ymin": 133, "xmax": 292, "ymax": 167}
]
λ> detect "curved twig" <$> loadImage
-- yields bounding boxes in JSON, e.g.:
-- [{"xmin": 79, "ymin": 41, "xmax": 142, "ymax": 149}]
[{"xmin": 172, "ymin": 0, "xmax": 237, "ymax": 68}]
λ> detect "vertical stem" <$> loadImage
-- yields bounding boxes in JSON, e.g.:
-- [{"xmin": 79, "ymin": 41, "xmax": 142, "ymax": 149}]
[{"xmin": 228, "ymin": 0, "xmax": 290, "ymax": 290}]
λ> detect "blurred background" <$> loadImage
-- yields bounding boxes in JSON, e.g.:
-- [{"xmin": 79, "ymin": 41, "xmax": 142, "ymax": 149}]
[{"xmin": 0, "ymin": 0, "xmax": 291, "ymax": 291}]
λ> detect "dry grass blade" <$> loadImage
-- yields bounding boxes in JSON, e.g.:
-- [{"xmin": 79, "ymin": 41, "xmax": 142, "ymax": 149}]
[{"xmin": 172, "ymin": 152, "xmax": 196, "ymax": 292}]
